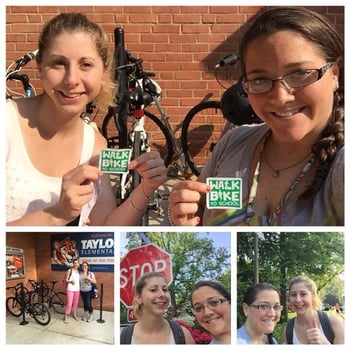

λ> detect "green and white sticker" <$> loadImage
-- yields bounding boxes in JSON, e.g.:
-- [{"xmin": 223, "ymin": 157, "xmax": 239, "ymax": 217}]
[
  {"xmin": 99, "ymin": 148, "xmax": 132, "ymax": 173},
  {"xmin": 206, "ymin": 177, "xmax": 242, "ymax": 209}
]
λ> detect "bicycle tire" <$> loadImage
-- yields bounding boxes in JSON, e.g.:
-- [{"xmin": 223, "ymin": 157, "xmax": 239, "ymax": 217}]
[
  {"xmin": 32, "ymin": 302, "xmax": 51, "ymax": 325},
  {"xmin": 101, "ymin": 109, "xmax": 174, "ymax": 167},
  {"xmin": 6, "ymin": 296, "xmax": 22, "ymax": 317},
  {"xmin": 51, "ymin": 292, "xmax": 67, "ymax": 314},
  {"xmin": 181, "ymin": 100, "xmax": 224, "ymax": 176},
  {"xmin": 144, "ymin": 110, "xmax": 174, "ymax": 167},
  {"xmin": 101, "ymin": 106, "xmax": 120, "ymax": 148}
]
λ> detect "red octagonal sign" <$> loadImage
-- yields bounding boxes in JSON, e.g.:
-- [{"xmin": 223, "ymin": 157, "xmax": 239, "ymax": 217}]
[{"xmin": 120, "ymin": 243, "xmax": 172, "ymax": 307}]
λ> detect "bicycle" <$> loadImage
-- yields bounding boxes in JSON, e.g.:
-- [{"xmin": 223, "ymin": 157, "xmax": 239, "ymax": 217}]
[
  {"xmin": 99, "ymin": 27, "xmax": 195, "ymax": 225},
  {"xmin": 99, "ymin": 32, "xmax": 257, "ymax": 184},
  {"xmin": 6, "ymin": 49, "xmax": 38, "ymax": 99},
  {"xmin": 6, "ymin": 282, "xmax": 51, "ymax": 325},
  {"xmin": 180, "ymin": 54, "xmax": 261, "ymax": 176},
  {"xmin": 28, "ymin": 279, "xmax": 67, "ymax": 314}
]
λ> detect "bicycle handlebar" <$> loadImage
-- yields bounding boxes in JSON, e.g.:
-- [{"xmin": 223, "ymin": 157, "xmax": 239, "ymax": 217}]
[
  {"xmin": 9, "ymin": 49, "xmax": 38, "ymax": 75},
  {"xmin": 116, "ymin": 50, "xmax": 155, "ymax": 79},
  {"xmin": 15, "ymin": 49, "xmax": 39, "ymax": 67},
  {"xmin": 6, "ymin": 49, "xmax": 38, "ymax": 98}
]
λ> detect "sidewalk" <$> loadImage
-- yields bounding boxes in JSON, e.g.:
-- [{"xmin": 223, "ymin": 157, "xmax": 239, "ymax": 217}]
[
  {"xmin": 6, "ymin": 307, "xmax": 114, "ymax": 344},
  {"xmin": 147, "ymin": 176, "xmax": 176, "ymax": 226}
]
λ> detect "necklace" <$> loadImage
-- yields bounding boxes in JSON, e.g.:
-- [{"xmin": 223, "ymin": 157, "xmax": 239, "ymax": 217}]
[
  {"xmin": 261, "ymin": 133, "xmax": 312, "ymax": 179},
  {"xmin": 263, "ymin": 149, "xmax": 312, "ymax": 178}
]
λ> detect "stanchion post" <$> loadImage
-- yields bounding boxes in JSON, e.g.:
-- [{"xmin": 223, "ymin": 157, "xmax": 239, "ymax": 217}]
[
  {"xmin": 19, "ymin": 283, "xmax": 28, "ymax": 325},
  {"xmin": 97, "ymin": 283, "xmax": 105, "ymax": 323}
]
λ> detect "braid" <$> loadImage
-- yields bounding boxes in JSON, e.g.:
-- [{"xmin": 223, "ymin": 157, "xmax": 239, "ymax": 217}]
[{"xmin": 300, "ymin": 89, "xmax": 344, "ymax": 199}]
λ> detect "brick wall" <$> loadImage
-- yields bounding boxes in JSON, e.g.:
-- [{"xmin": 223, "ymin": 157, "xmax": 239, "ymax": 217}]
[{"xmin": 6, "ymin": 6, "xmax": 344, "ymax": 159}]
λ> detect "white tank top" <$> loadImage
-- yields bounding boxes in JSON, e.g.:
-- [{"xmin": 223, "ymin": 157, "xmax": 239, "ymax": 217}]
[
  {"xmin": 293, "ymin": 323, "xmax": 326, "ymax": 344},
  {"xmin": 66, "ymin": 269, "xmax": 80, "ymax": 292},
  {"xmin": 6, "ymin": 99, "xmax": 95, "ymax": 222}
]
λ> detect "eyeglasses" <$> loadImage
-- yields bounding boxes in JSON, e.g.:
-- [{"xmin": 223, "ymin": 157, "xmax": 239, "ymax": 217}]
[
  {"xmin": 249, "ymin": 303, "xmax": 283, "ymax": 311},
  {"xmin": 192, "ymin": 297, "xmax": 227, "ymax": 314},
  {"xmin": 242, "ymin": 63, "xmax": 333, "ymax": 94}
]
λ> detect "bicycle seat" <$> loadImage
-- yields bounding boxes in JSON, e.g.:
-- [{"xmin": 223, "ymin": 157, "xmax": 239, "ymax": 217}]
[{"xmin": 221, "ymin": 81, "xmax": 262, "ymax": 125}]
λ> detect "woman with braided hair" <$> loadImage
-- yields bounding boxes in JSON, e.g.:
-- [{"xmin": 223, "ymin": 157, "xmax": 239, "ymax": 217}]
[{"xmin": 169, "ymin": 6, "xmax": 344, "ymax": 226}]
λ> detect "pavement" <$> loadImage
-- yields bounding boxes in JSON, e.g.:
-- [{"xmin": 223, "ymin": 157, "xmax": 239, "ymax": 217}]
[
  {"xmin": 147, "ymin": 176, "xmax": 176, "ymax": 226},
  {"xmin": 147, "ymin": 174, "xmax": 195, "ymax": 226},
  {"xmin": 6, "ymin": 307, "xmax": 114, "ymax": 344},
  {"xmin": 110, "ymin": 173, "xmax": 184, "ymax": 226}
]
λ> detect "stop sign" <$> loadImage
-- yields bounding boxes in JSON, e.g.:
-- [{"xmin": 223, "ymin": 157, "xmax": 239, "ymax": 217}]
[{"xmin": 120, "ymin": 243, "xmax": 172, "ymax": 307}]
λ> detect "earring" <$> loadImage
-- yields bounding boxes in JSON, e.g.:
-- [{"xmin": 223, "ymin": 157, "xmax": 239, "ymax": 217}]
[{"xmin": 334, "ymin": 79, "xmax": 339, "ymax": 92}]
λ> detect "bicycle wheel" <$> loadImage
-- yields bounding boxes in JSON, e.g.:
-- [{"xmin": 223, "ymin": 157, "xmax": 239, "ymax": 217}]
[
  {"xmin": 32, "ymin": 302, "xmax": 51, "ymax": 325},
  {"xmin": 101, "ymin": 107, "xmax": 118, "ymax": 148},
  {"xmin": 51, "ymin": 292, "xmax": 67, "ymax": 314},
  {"xmin": 181, "ymin": 100, "xmax": 225, "ymax": 176},
  {"xmin": 144, "ymin": 110, "xmax": 174, "ymax": 167},
  {"xmin": 6, "ymin": 296, "xmax": 22, "ymax": 317},
  {"xmin": 102, "ymin": 109, "xmax": 173, "ymax": 167}
]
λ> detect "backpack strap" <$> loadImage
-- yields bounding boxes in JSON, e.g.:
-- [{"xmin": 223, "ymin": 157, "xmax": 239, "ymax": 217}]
[
  {"xmin": 286, "ymin": 317, "xmax": 295, "ymax": 344},
  {"xmin": 120, "ymin": 324, "xmax": 135, "ymax": 344},
  {"xmin": 317, "ymin": 310, "xmax": 334, "ymax": 344},
  {"xmin": 168, "ymin": 319, "xmax": 185, "ymax": 344}
]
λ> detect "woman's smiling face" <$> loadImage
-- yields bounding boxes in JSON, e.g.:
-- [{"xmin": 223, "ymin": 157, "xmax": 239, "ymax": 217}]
[
  {"xmin": 289, "ymin": 282, "xmax": 314, "ymax": 314},
  {"xmin": 191, "ymin": 286, "xmax": 231, "ymax": 338},
  {"xmin": 135, "ymin": 276, "xmax": 170, "ymax": 316},
  {"xmin": 244, "ymin": 30, "xmax": 339, "ymax": 145},
  {"xmin": 243, "ymin": 289, "xmax": 281, "ymax": 335},
  {"xmin": 38, "ymin": 31, "xmax": 105, "ymax": 117}
]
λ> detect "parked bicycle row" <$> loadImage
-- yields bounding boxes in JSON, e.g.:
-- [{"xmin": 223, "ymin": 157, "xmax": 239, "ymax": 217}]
[{"xmin": 6, "ymin": 260, "xmax": 100, "ymax": 325}]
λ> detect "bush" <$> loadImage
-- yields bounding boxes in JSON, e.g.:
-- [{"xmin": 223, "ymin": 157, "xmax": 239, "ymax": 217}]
[{"xmin": 273, "ymin": 323, "xmax": 285, "ymax": 344}]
